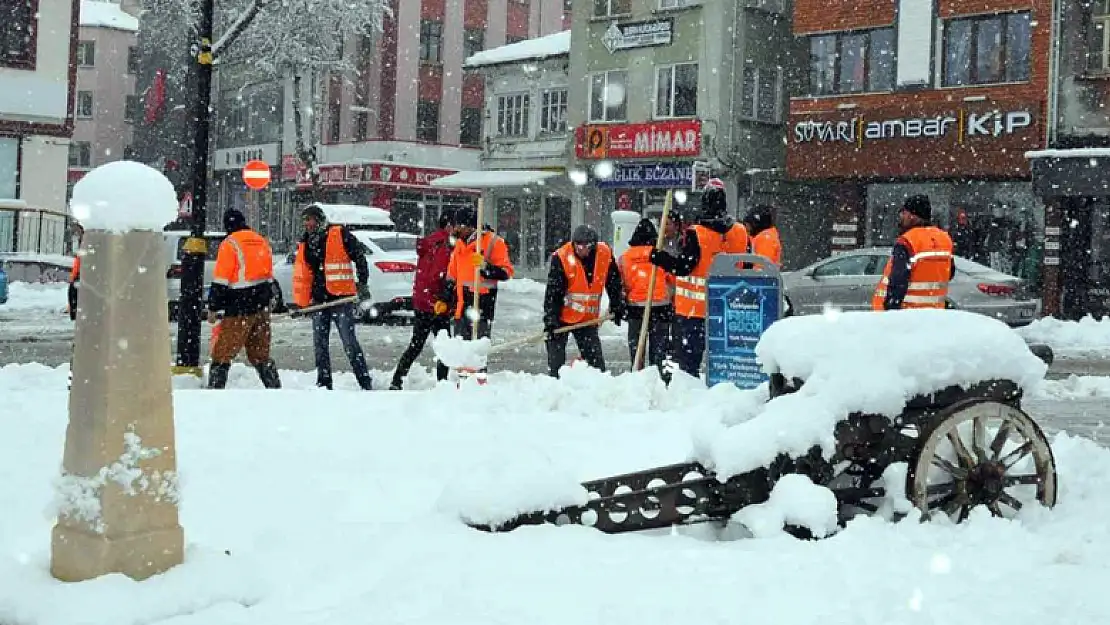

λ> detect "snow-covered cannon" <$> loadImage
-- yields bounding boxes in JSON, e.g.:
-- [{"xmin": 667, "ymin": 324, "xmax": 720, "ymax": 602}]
[{"xmin": 466, "ymin": 310, "xmax": 1059, "ymax": 537}]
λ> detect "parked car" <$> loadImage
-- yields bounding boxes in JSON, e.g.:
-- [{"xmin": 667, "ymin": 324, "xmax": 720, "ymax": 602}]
[
  {"xmin": 162, "ymin": 231, "xmax": 227, "ymax": 320},
  {"xmin": 0, "ymin": 253, "xmax": 73, "ymax": 283},
  {"xmin": 272, "ymin": 230, "xmax": 418, "ymax": 321},
  {"xmin": 781, "ymin": 247, "xmax": 1038, "ymax": 327}
]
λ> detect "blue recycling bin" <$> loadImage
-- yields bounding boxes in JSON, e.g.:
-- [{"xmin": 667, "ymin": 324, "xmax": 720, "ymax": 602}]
[{"xmin": 705, "ymin": 253, "xmax": 783, "ymax": 389}]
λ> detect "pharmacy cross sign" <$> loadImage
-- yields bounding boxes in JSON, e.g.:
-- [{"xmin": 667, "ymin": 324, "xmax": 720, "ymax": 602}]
[{"xmin": 241, "ymin": 160, "xmax": 271, "ymax": 191}]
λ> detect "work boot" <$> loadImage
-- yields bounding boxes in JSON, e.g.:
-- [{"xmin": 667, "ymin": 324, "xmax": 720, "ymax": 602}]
[
  {"xmin": 389, "ymin": 379, "xmax": 403, "ymax": 391},
  {"xmin": 207, "ymin": 363, "xmax": 231, "ymax": 389},
  {"xmin": 255, "ymin": 360, "xmax": 282, "ymax": 389}
]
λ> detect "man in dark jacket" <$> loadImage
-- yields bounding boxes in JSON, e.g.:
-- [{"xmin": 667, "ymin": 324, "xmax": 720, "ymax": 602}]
[
  {"xmin": 298, "ymin": 203, "xmax": 374, "ymax": 390},
  {"xmin": 543, "ymin": 224, "xmax": 625, "ymax": 378},
  {"xmin": 875, "ymin": 195, "xmax": 957, "ymax": 311},
  {"xmin": 390, "ymin": 209, "xmax": 455, "ymax": 389}
]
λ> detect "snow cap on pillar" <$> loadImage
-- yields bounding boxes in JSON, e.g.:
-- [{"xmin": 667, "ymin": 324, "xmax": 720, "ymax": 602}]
[{"xmin": 69, "ymin": 161, "xmax": 178, "ymax": 233}]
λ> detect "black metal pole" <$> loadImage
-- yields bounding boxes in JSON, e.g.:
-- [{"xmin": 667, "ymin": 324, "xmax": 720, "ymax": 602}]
[{"xmin": 173, "ymin": 0, "xmax": 215, "ymax": 375}]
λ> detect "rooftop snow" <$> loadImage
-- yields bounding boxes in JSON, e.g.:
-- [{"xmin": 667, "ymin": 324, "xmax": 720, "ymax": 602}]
[
  {"xmin": 79, "ymin": 1, "xmax": 139, "ymax": 32},
  {"xmin": 463, "ymin": 30, "xmax": 571, "ymax": 68},
  {"xmin": 1025, "ymin": 148, "xmax": 1110, "ymax": 159},
  {"xmin": 431, "ymin": 170, "xmax": 561, "ymax": 189}
]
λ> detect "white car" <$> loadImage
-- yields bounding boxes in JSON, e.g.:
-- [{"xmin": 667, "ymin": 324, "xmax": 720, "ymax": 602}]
[
  {"xmin": 273, "ymin": 230, "xmax": 419, "ymax": 321},
  {"xmin": 163, "ymin": 230, "xmax": 227, "ymax": 320}
]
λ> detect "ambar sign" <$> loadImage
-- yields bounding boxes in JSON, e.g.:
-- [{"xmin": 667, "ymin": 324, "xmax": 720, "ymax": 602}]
[{"xmin": 786, "ymin": 100, "xmax": 1044, "ymax": 180}]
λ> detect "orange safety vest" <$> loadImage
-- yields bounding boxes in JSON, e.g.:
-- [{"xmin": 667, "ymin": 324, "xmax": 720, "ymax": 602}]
[
  {"xmin": 69, "ymin": 254, "xmax": 81, "ymax": 283},
  {"xmin": 751, "ymin": 226, "xmax": 782, "ymax": 267},
  {"xmin": 619, "ymin": 245, "xmax": 672, "ymax": 306},
  {"xmin": 212, "ymin": 229, "xmax": 274, "ymax": 289},
  {"xmin": 557, "ymin": 241, "xmax": 613, "ymax": 324},
  {"xmin": 449, "ymin": 230, "xmax": 514, "ymax": 319},
  {"xmin": 293, "ymin": 225, "xmax": 356, "ymax": 308},
  {"xmin": 674, "ymin": 223, "xmax": 750, "ymax": 319},
  {"xmin": 871, "ymin": 226, "xmax": 954, "ymax": 311}
]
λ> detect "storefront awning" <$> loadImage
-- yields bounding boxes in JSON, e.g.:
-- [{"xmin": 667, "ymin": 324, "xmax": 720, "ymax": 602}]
[{"xmin": 429, "ymin": 170, "xmax": 561, "ymax": 189}]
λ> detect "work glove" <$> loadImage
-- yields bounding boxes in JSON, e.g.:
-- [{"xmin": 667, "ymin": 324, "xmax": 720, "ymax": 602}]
[
  {"xmin": 649, "ymin": 249, "xmax": 671, "ymax": 267},
  {"xmin": 480, "ymin": 265, "xmax": 509, "ymax": 281},
  {"xmin": 433, "ymin": 300, "xmax": 449, "ymax": 316},
  {"xmin": 470, "ymin": 252, "xmax": 484, "ymax": 268},
  {"xmin": 357, "ymin": 283, "xmax": 372, "ymax": 301}
]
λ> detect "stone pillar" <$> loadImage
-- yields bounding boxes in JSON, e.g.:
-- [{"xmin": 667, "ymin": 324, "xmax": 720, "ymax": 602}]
[{"xmin": 51, "ymin": 228, "xmax": 184, "ymax": 582}]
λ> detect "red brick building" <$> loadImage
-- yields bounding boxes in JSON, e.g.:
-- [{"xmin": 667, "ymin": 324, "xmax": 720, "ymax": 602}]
[{"xmin": 786, "ymin": 0, "xmax": 1051, "ymax": 280}]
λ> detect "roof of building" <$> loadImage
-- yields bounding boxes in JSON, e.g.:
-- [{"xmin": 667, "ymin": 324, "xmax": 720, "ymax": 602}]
[
  {"xmin": 80, "ymin": 0, "xmax": 139, "ymax": 32},
  {"xmin": 463, "ymin": 30, "xmax": 571, "ymax": 69}
]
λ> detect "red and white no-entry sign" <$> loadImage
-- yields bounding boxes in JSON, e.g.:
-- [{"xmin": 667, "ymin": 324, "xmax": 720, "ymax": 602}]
[{"xmin": 241, "ymin": 160, "xmax": 271, "ymax": 191}]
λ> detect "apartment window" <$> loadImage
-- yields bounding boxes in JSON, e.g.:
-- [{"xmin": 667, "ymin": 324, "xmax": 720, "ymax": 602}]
[
  {"xmin": 660, "ymin": 0, "xmax": 695, "ymax": 8},
  {"xmin": 127, "ymin": 46, "xmax": 139, "ymax": 74},
  {"xmin": 353, "ymin": 111, "xmax": 369, "ymax": 141},
  {"xmin": 1091, "ymin": 1, "xmax": 1110, "ymax": 72},
  {"xmin": 655, "ymin": 63, "xmax": 698, "ymax": 118},
  {"xmin": 0, "ymin": 0, "xmax": 36, "ymax": 68},
  {"xmin": 417, "ymin": 100, "xmax": 440, "ymax": 142},
  {"xmin": 540, "ymin": 89, "xmax": 568, "ymax": 133},
  {"xmin": 69, "ymin": 142, "xmax": 92, "ymax": 168},
  {"xmin": 0, "ymin": 138, "xmax": 17, "ymax": 199},
  {"xmin": 740, "ymin": 0, "xmax": 785, "ymax": 13},
  {"xmin": 125, "ymin": 95, "xmax": 139, "ymax": 122},
  {"xmin": 809, "ymin": 27, "xmax": 895, "ymax": 96},
  {"xmin": 739, "ymin": 67, "xmax": 781, "ymax": 123},
  {"xmin": 327, "ymin": 105, "xmax": 341, "ymax": 143},
  {"xmin": 943, "ymin": 12, "xmax": 1031, "ymax": 86},
  {"xmin": 464, "ymin": 29, "xmax": 485, "ymax": 58},
  {"xmin": 76, "ymin": 91, "xmax": 94, "ymax": 118},
  {"xmin": 76, "ymin": 41, "xmax": 96, "ymax": 67},
  {"xmin": 497, "ymin": 94, "xmax": 530, "ymax": 137},
  {"xmin": 594, "ymin": 0, "xmax": 630, "ymax": 17},
  {"xmin": 461, "ymin": 107, "xmax": 482, "ymax": 146},
  {"xmin": 589, "ymin": 69, "xmax": 628, "ymax": 122},
  {"xmin": 420, "ymin": 20, "xmax": 443, "ymax": 63}
]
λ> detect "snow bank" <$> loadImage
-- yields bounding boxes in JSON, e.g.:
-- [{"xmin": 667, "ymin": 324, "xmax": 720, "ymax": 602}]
[
  {"xmin": 1018, "ymin": 315, "xmax": 1110, "ymax": 357},
  {"xmin": 732, "ymin": 474, "xmax": 840, "ymax": 539},
  {"xmin": 430, "ymin": 332, "xmax": 490, "ymax": 369},
  {"xmin": 498, "ymin": 277, "xmax": 547, "ymax": 295},
  {"xmin": 0, "ymin": 282, "xmax": 67, "ymax": 312},
  {"xmin": 1034, "ymin": 375, "xmax": 1110, "ymax": 400},
  {"xmin": 703, "ymin": 309, "xmax": 1047, "ymax": 479},
  {"xmin": 69, "ymin": 161, "xmax": 178, "ymax": 233},
  {"xmin": 438, "ymin": 459, "xmax": 589, "ymax": 528}
]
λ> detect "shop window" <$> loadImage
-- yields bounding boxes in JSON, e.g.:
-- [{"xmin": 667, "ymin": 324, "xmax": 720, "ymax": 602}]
[
  {"xmin": 655, "ymin": 63, "xmax": 698, "ymax": 119},
  {"xmin": 594, "ymin": 0, "xmax": 630, "ymax": 17},
  {"xmin": 808, "ymin": 27, "xmax": 895, "ymax": 96},
  {"xmin": 420, "ymin": 20, "xmax": 443, "ymax": 63},
  {"xmin": 464, "ymin": 29, "xmax": 485, "ymax": 59},
  {"xmin": 497, "ymin": 198, "xmax": 522, "ymax": 266},
  {"xmin": 540, "ymin": 88, "xmax": 568, "ymax": 134},
  {"xmin": 496, "ymin": 93, "xmax": 530, "ymax": 138},
  {"xmin": 1, "ymin": 0, "xmax": 36, "ymax": 69},
  {"xmin": 943, "ymin": 12, "xmax": 1031, "ymax": 86},
  {"xmin": 76, "ymin": 41, "xmax": 96, "ymax": 68},
  {"xmin": 76, "ymin": 91, "xmax": 94, "ymax": 119},
  {"xmin": 127, "ymin": 46, "xmax": 139, "ymax": 74},
  {"xmin": 0, "ymin": 138, "xmax": 17, "ymax": 199},
  {"xmin": 1090, "ymin": 1, "xmax": 1110, "ymax": 73},
  {"xmin": 125, "ymin": 95, "xmax": 139, "ymax": 123},
  {"xmin": 589, "ymin": 69, "xmax": 627, "ymax": 122},
  {"xmin": 739, "ymin": 67, "xmax": 780, "ymax": 124},
  {"xmin": 460, "ymin": 107, "xmax": 483, "ymax": 146},
  {"xmin": 69, "ymin": 142, "xmax": 92, "ymax": 168},
  {"xmin": 417, "ymin": 100, "xmax": 440, "ymax": 142},
  {"xmin": 545, "ymin": 197, "xmax": 572, "ymax": 256}
]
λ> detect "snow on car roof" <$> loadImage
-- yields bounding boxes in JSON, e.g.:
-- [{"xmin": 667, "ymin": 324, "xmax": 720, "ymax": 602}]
[{"xmin": 314, "ymin": 203, "xmax": 394, "ymax": 227}]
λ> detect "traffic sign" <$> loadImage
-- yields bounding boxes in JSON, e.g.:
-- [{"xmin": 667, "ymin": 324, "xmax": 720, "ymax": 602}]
[{"xmin": 241, "ymin": 160, "xmax": 271, "ymax": 190}]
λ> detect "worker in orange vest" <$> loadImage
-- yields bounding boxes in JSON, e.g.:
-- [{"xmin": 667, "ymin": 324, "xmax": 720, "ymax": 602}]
[
  {"xmin": 742, "ymin": 204, "xmax": 782, "ymax": 268},
  {"xmin": 205, "ymin": 209, "xmax": 281, "ymax": 389},
  {"xmin": 293, "ymin": 204, "xmax": 374, "ymax": 390},
  {"xmin": 619, "ymin": 218, "xmax": 673, "ymax": 373},
  {"xmin": 648, "ymin": 180, "xmax": 748, "ymax": 378},
  {"xmin": 543, "ymin": 224, "xmax": 625, "ymax": 378},
  {"xmin": 444, "ymin": 204, "xmax": 513, "ymax": 342},
  {"xmin": 872, "ymin": 195, "xmax": 955, "ymax": 311},
  {"xmin": 67, "ymin": 248, "xmax": 81, "ymax": 321}
]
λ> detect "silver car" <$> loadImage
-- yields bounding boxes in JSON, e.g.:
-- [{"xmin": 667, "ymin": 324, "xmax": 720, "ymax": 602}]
[{"xmin": 782, "ymin": 247, "xmax": 1038, "ymax": 327}]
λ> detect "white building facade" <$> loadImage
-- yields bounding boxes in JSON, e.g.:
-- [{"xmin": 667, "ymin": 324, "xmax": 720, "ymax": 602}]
[{"xmin": 1, "ymin": 0, "xmax": 79, "ymax": 253}]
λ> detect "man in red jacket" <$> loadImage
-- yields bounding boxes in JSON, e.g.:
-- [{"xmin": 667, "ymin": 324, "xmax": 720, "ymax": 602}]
[{"xmin": 389, "ymin": 209, "xmax": 456, "ymax": 389}]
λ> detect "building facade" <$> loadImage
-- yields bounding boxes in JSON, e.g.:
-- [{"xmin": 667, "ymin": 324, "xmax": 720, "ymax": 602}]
[
  {"xmin": 0, "ymin": 0, "xmax": 80, "ymax": 254},
  {"xmin": 69, "ymin": 0, "xmax": 140, "ymax": 196},
  {"xmin": 787, "ymin": 0, "xmax": 1051, "ymax": 281},
  {"xmin": 566, "ymin": 0, "xmax": 803, "ymax": 262},
  {"xmin": 1027, "ymin": 0, "xmax": 1110, "ymax": 319}
]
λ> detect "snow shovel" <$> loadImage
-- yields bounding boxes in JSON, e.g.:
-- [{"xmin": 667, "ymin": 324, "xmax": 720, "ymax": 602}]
[
  {"xmin": 284, "ymin": 296, "xmax": 360, "ymax": 319},
  {"xmin": 487, "ymin": 313, "xmax": 615, "ymax": 356}
]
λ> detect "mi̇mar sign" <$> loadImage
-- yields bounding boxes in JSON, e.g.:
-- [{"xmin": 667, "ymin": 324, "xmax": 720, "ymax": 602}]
[
  {"xmin": 575, "ymin": 119, "xmax": 701, "ymax": 160},
  {"xmin": 786, "ymin": 100, "xmax": 1043, "ymax": 179}
]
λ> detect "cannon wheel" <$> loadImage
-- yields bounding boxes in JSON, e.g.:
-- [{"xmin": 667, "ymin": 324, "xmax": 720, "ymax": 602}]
[{"xmin": 906, "ymin": 399, "xmax": 1057, "ymax": 523}]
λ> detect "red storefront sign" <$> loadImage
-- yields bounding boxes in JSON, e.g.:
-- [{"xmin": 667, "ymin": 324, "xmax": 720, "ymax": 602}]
[
  {"xmin": 294, "ymin": 162, "xmax": 459, "ymax": 190},
  {"xmin": 575, "ymin": 119, "xmax": 702, "ymax": 160},
  {"xmin": 280, "ymin": 154, "xmax": 301, "ymax": 181}
]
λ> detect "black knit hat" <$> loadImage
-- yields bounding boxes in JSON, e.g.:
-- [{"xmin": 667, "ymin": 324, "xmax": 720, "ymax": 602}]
[
  {"xmin": 301, "ymin": 203, "xmax": 327, "ymax": 222},
  {"xmin": 223, "ymin": 209, "xmax": 247, "ymax": 232},
  {"xmin": 903, "ymin": 195, "xmax": 932, "ymax": 221},
  {"xmin": 742, "ymin": 205, "xmax": 774, "ymax": 233},
  {"xmin": 454, "ymin": 205, "xmax": 477, "ymax": 228},
  {"xmin": 701, "ymin": 188, "xmax": 727, "ymax": 219},
  {"xmin": 628, "ymin": 218, "xmax": 657, "ymax": 246}
]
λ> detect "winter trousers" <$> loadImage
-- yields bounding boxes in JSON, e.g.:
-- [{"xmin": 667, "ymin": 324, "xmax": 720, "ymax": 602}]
[
  {"xmin": 625, "ymin": 305, "xmax": 673, "ymax": 371},
  {"xmin": 312, "ymin": 303, "xmax": 373, "ymax": 390},
  {"xmin": 546, "ymin": 326, "xmax": 605, "ymax": 378},
  {"xmin": 672, "ymin": 315, "xmax": 706, "ymax": 379},
  {"xmin": 392, "ymin": 310, "xmax": 452, "ymax": 388},
  {"xmin": 208, "ymin": 310, "xmax": 281, "ymax": 390}
]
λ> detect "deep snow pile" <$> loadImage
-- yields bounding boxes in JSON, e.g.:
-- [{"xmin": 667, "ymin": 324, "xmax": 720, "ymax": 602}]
[
  {"xmin": 697, "ymin": 309, "xmax": 1048, "ymax": 478},
  {"xmin": 1018, "ymin": 315, "xmax": 1110, "ymax": 357},
  {"xmin": 0, "ymin": 363, "xmax": 1109, "ymax": 625}
]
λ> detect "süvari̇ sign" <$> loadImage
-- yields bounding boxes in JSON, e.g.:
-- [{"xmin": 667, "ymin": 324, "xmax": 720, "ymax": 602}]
[{"xmin": 792, "ymin": 110, "xmax": 1033, "ymax": 146}]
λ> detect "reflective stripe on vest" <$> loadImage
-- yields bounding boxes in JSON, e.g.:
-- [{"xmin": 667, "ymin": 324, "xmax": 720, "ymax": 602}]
[
  {"xmin": 212, "ymin": 235, "xmax": 272, "ymax": 289},
  {"xmin": 871, "ymin": 226, "xmax": 954, "ymax": 310}
]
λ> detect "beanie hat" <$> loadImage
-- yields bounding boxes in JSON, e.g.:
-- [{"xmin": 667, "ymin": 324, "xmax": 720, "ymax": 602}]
[
  {"xmin": 903, "ymin": 195, "xmax": 932, "ymax": 221},
  {"xmin": 454, "ymin": 205, "xmax": 478, "ymax": 228},
  {"xmin": 701, "ymin": 188, "xmax": 727, "ymax": 219},
  {"xmin": 301, "ymin": 203, "xmax": 327, "ymax": 223},
  {"xmin": 571, "ymin": 224, "xmax": 599, "ymax": 245},
  {"xmin": 628, "ymin": 218, "xmax": 658, "ymax": 247},
  {"xmin": 223, "ymin": 209, "xmax": 247, "ymax": 232},
  {"xmin": 742, "ymin": 204, "xmax": 774, "ymax": 234}
]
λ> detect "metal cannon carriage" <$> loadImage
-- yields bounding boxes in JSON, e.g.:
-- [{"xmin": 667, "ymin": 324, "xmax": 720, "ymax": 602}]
[{"xmin": 468, "ymin": 374, "xmax": 1059, "ymax": 537}]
